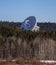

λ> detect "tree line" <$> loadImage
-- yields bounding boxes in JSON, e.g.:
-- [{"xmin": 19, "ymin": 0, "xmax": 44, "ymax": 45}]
[{"xmin": 0, "ymin": 21, "xmax": 56, "ymax": 60}]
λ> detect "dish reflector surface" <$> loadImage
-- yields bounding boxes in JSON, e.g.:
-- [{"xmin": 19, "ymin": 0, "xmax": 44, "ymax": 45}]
[{"xmin": 21, "ymin": 16, "xmax": 36, "ymax": 30}]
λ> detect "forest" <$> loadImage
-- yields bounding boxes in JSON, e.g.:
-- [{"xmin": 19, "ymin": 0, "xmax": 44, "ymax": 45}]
[{"xmin": 0, "ymin": 21, "xmax": 56, "ymax": 60}]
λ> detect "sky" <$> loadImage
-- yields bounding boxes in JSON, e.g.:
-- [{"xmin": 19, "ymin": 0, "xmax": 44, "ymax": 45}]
[{"xmin": 0, "ymin": 0, "xmax": 56, "ymax": 22}]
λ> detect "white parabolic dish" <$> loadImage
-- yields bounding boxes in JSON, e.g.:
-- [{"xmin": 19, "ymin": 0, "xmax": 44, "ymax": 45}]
[{"xmin": 21, "ymin": 16, "xmax": 40, "ymax": 31}]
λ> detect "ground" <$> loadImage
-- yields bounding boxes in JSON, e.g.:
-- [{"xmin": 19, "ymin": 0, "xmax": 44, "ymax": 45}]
[{"xmin": 0, "ymin": 59, "xmax": 56, "ymax": 65}]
